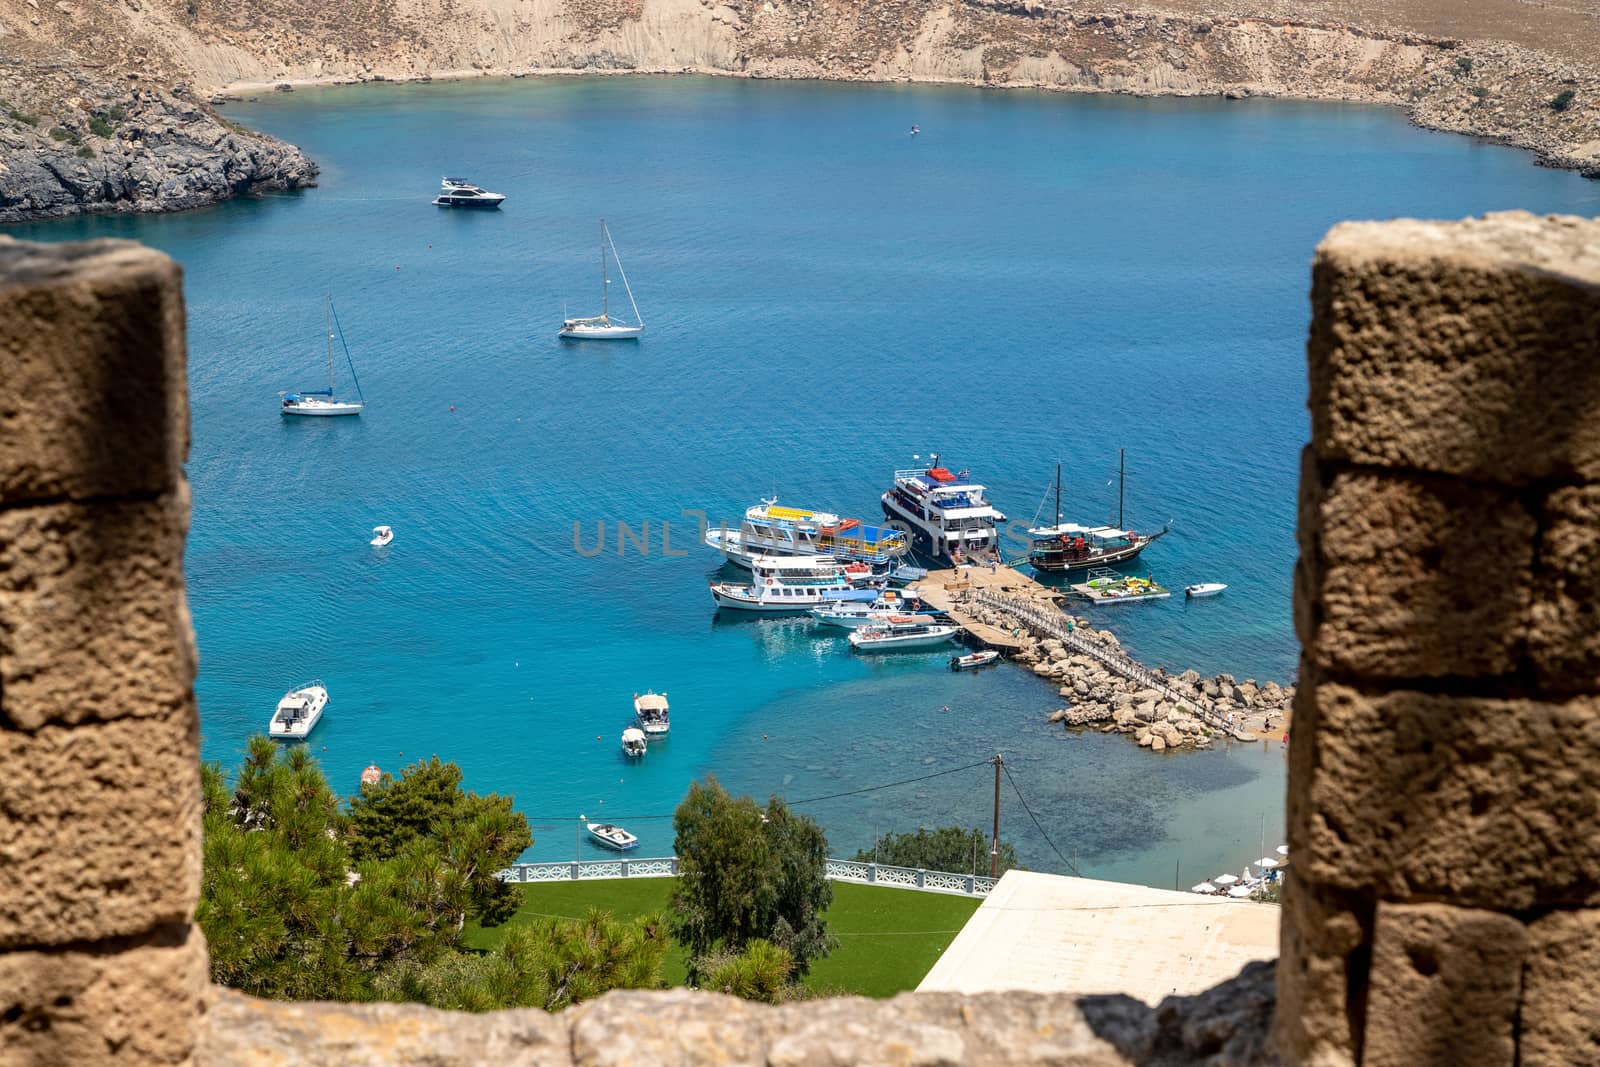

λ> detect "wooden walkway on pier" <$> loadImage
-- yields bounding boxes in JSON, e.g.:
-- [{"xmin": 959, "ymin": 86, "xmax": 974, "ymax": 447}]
[{"xmin": 908, "ymin": 565, "xmax": 1063, "ymax": 653}]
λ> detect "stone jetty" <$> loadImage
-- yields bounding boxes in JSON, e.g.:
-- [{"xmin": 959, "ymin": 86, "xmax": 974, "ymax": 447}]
[{"xmin": 910, "ymin": 567, "xmax": 1293, "ymax": 752}]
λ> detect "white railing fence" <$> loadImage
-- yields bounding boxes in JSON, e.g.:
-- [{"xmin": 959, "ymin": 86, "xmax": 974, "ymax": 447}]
[{"xmin": 497, "ymin": 857, "xmax": 998, "ymax": 897}]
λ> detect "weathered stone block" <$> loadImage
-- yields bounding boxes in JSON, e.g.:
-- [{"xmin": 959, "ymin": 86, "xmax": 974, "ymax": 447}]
[
  {"xmin": 0, "ymin": 237, "xmax": 188, "ymax": 506},
  {"xmin": 1272, "ymin": 879, "xmax": 1368, "ymax": 1067},
  {"xmin": 1297, "ymin": 675, "xmax": 1600, "ymax": 908},
  {"xmin": 0, "ymin": 490, "xmax": 194, "ymax": 730},
  {"xmin": 1530, "ymin": 484, "xmax": 1600, "ymax": 694},
  {"xmin": 1521, "ymin": 908, "xmax": 1600, "ymax": 1067},
  {"xmin": 0, "ymin": 709, "xmax": 199, "ymax": 948},
  {"xmin": 0, "ymin": 923, "xmax": 206, "ymax": 1064},
  {"xmin": 1297, "ymin": 457, "xmax": 1534, "ymax": 679},
  {"xmin": 1309, "ymin": 212, "xmax": 1600, "ymax": 486},
  {"xmin": 1362, "ymin": 902, "xmax": 1524, "ymax": 1067}
]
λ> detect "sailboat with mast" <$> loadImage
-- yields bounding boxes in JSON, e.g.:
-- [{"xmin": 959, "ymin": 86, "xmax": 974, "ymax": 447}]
[
  {"xmin": 560, "ymin": 218, "xmax": 644, "ymax": 340},
  {"xmin": 1027, "ymin": 449, "xmax": 1168, "ymax": 572},
  {"xmin": 280, "ymin": 297, "xmax": 365, "ymax": 417}
]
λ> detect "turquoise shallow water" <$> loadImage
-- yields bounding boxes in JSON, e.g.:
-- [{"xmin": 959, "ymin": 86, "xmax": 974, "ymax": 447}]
[{"xmin": 16, "ymin": 76, "xmax": 1598, "ymax": 886}]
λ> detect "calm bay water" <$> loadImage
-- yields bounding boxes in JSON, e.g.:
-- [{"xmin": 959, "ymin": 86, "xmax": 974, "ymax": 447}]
[{"xmin": 16, "ymin": 77, "xmax": 1598, "ymax": 885}]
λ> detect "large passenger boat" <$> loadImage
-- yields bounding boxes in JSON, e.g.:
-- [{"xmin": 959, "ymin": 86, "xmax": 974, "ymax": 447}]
[
  {"xmin": 705, "ymin": 498, "xmax": 908, "ymax": 568},
  {"xmin": 709, "ymin": 556, "xmax": 852, "ymax": 612},
  {"xmin": 879, "ymin": 457, "xmax": 1006, "ymax": 565}
]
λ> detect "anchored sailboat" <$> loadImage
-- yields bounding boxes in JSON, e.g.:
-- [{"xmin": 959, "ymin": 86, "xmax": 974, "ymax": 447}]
[
  {"xmin": 560, "ymin": 218, "xmax": 644, "ymax": 340},
  {"xmin": 1027, "ymin": 450, "xmax": 1168, "ymax": 572},
  {"xmin": 281, "ymin": 298, "xmax": 365, "ymax": 417}
]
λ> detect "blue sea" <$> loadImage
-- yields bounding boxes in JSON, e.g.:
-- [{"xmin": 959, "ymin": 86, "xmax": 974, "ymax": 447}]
[{"xmin": 17, "ymin": 77, "xmax": 1598, "ymax": 887}]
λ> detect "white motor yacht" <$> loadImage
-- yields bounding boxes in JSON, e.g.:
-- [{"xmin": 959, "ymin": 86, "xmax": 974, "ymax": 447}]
[
  {"xmin": 268, "ymin": 682, "xmax": 328, "ymax": 739},
  {"xmin": 633, "ymin": 691, "xmax": 670, "ymax": 739},
  {"xmin": 586, "ymin": 820, "xmax": 639, "ymax": 851},
  {"xmin": 1186, "ymin": 583, "xmax": 1227, "ymax": 598},
  {"xmin": 432, "ymin": 177, "xmax": 506, "ymax": 209},
  {"xmin": 847, "ymin": 621, "xmax": 960, "ymax": 653}
]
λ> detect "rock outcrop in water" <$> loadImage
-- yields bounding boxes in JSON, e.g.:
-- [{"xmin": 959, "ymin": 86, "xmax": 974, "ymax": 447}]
[
  {"xmin": 0, "ymin": 0, "xmax": 1596, "ymax": 222},
  {"xmin": 0, "ymin": 63, "xmax": 315, "ymax": 224}
]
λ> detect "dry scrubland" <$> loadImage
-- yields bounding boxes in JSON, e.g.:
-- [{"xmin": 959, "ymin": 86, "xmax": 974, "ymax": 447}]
[{"xmin": 0, "ymin": 0, "xmax": 1597, "ymax": 219}]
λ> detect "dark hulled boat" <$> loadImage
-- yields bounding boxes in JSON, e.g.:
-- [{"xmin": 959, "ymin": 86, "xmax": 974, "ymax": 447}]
[{"xmin": 1027, "ymin": 451, "xmax": 1168, "ymax": 573}]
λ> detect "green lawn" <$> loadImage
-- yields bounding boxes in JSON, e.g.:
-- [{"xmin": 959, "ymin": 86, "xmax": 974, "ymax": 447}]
[{"xmin": 465, "ymin": 878, "xmax": 981, "ymax": 997}]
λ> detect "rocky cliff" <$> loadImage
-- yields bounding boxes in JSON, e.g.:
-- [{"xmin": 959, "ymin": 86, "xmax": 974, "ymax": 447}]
[
  {"xmin": 0, "ymin": 0, "xmax": 1596, "ymax": 222},
  {"xmin": 0, "ymin": 61, "xmax": 316, "ymax": 224}
]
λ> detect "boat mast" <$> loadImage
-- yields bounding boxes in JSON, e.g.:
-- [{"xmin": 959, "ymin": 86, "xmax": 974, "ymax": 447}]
[
  {"xmin": 1055, "ymin": 462, "xmax": 1062, "ymax": 527},
  {"xmin": 325, "ymin": 295, "xmax": 334, "ymax": 394},
  {"xmin": 1118, "ymin": 448, "xmax": 1126, "ymax": 530},
  {"xmin": 600, "ymin": 217, "xmax": 609, "ymax": 321}
]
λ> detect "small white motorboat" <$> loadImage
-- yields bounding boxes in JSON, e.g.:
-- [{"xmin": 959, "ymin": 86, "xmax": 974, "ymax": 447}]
[
  {"xmin": 621, "ymin": 727, "xmax": 648, "ymax": 758},
  {"xmin": 268, "ymin": 681, "xmax": 328, "ymax": 740},
  {"xmin": 848, "ymin": 622, "xmax": 959, "ymax": 653},
  {"xmin": 370, "ymin": 525, "xmax": 394, "ymax": 547},
  {"xmin": 1186, "ymin": 583, "xmax": 1227, "ymax": 598},
  {"xmin": 950, "ymin": 649, "xmax": 1001, "ymax": 671},
  {"xmin": 633, "ymin": 691, "xmax": 670, "ymax": 739},
  {"xmin": 586, "ymin": 820, "xmax": 639, "ymax": 851}
]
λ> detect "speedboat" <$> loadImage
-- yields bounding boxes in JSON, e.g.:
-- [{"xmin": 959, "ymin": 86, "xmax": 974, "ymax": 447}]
[
  {"xmin": 710, "ymin": 556, "xmax": 853, "ymax": 612},
  {"xmin": 810, "ymin": 589, "xmax": 939, "ymax": 629},
  {"xmin": 621, "ymin": 727, "xmax": 648, "ymax": 758},
  {"xmin": 432, "ymin": 177, "xmax": 505, "ymax": 209},
  {"xmin": 1186, "ymin": 583, "xmax": 1227, "ymax": 598},
  {"xmin": 847, "ymin": 621, "xmax": 959, "ymax": 653},
  {"xmin": 633, "ymin": 691, "xmax": 670, "ymax": 739},
  {"xmin": 586, "ymin": 821, "xmax": 639, "ymax": 851},
  {"xmin": 267, "ymin": 682, "xmax": 328, "ymax": 739},
  {"xmin": 370, "ymin": 525, "xmax": 394, "ymax": 547},
  {"xmin": 951, "ymin": 649, "xmax": 1001, "ymax": 671}
]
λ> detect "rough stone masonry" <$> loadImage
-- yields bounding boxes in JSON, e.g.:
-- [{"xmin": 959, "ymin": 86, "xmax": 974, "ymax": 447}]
[{"xmin": 1279, "ymin": 211, "xmax": 1600, "ymax": 1067}]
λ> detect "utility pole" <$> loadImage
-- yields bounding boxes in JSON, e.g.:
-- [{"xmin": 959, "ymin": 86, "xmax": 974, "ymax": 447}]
[{"xmin": 991, "ymin": 754, "xmax": 1003, "ymax": 878}]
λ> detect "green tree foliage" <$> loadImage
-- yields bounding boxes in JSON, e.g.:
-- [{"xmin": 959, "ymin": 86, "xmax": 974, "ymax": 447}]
[
  {"xmin": 669, "ymin": 777, "xmax": 838, "ymax": 979},
  {"xmin": 699, "ymin": 940, "xmax": 795, "ymax": 1004},
  {"xmin": 1551, "ymin": 89, "xmax": 1577, "ymax": 112},
  {"xmin": 347, "ymin": 756, "xmax": 532, "ymax": 927},
  {"xmin": 853, "ymin": 826, "xmax": 1019, "ymax": 876},
  {"xmin": 380, "ymin": 909, "xmax": 669, "ymax": 1011},
  {"xmin": 200, "ymin": 738, "xmax": 577, "ymax": 1006},
  {"xmin": 1453, "ymin": 56, "xmax": 1474, "ymax": 77}
]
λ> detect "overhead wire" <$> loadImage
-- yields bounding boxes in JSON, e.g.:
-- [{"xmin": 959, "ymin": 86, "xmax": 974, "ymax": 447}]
[{"xmin": 1001, "ymin": 760, "xmax": 1083, "ymax": 878}]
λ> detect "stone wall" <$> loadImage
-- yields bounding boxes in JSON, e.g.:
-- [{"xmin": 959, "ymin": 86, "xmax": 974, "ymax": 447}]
[
  {"xmin": 0, "ymin": 237, "xmax": 207, "ymax": 1064},
  {"xmin": 1278, "ymin": 211, "xmax": 1600, "ymax": 1067}
]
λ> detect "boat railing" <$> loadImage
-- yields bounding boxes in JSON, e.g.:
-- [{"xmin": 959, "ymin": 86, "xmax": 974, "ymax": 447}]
[{"xmin": 497, "ymin": 856, "xmax": 998, "ymax": 897}]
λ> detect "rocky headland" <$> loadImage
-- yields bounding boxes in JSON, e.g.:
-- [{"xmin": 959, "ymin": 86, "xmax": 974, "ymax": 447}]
[{"xmin": 0, "ymin": 0, "xmax": 1595, "ymax": 221}]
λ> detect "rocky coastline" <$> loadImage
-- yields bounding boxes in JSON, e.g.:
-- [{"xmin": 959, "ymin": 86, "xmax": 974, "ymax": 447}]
[
  {"xmin": 0, "ymin": 0, "xmax": 1594, "ymax": 222},
  {"xmin": 0, "ymin": 64, "xmax": 315, "ymax": 224},
  {"xmin": 953, "ymin": 593, "xmax": 1294, "ymax": 752}
]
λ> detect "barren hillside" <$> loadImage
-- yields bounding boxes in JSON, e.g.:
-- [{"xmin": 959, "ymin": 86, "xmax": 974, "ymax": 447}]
[{"xmin": 0, "ymin": 0, "xmax": 1596, "ymax": 220}]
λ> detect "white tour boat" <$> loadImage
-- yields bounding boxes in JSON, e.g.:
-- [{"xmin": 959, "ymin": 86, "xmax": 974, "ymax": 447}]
[
  {"xmin": 709, "ymin": 555, "xmax": 852, "ymax": 612},
  {"xmin": 370, "ymin": 525, "xmax": 394, "ymax": 547},
  {"xmin": 847, "ymin": 621, "xmax": 960, "ymax": 653},
  {"xmin": 432, "ymin": 177, "xmax": 506, "ymax": 209},
  {"xmin": 705, "ymin": 499, "xmax": 909, "ymax": 569},
  {"xmin": 810, "ymin": 589, "xmax": 939, "ymax": 629},
  {"xmin": 267, "ymin": 682, "xmax": 328, "ymax": 740},
  {"xmin": 586, "ymin": 820, "xmax": 639, "ymax": 851},
  {"xmin": 633, "ymin": 691, "xmax": 670, "ymax": 739},
  {"xmin": 1186, "ymin": 583, "xmax": 1227, "ymax": 598},
  {"xmin": 621, "ymin": 727, "xmax": 649, "ymax": 758},
  {"xmin": 281, "ymin": 297, "xmax": 365, "ymax": 417},
  {"xmin": 880, "ymin": 455, "xmax": 1007, "ymax": 565},
  {"xmin": 950, "ymin": 649, "xmax": 1001, "ymax": 671},
  {"xmin": 560, "ymin": 218, "xmax": 644, "ymax": 340}
]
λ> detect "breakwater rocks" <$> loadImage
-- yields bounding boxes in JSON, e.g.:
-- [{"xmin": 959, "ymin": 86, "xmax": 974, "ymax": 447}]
[
  {"xmin": 0, "ymin": 66, "xmax": 316, "ymax": 224},
  {"xmin": 952, "ymin": 592, "xmax": 1293, "ymax": 752}
]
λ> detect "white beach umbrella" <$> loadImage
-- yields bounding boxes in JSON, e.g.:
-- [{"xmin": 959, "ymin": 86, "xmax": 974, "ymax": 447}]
[
  {"xmin": 1228, "ymin": 884, "xmax": 1254, "ymax": 898},
  {"xmin": 1213, "ymin": 873, "xmax": 1239, "ymax": 886},
  {"xmin": 1257, "ymin": 857, "xmax": 1280, "ymax": 869},
  {"xmin": 1190, "ymin": 882, "xmax": 1217, "ymax": 894},
  {"xmin": 1276, "ymin": 844, "xmax": 1289, "ymax": 856}
]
